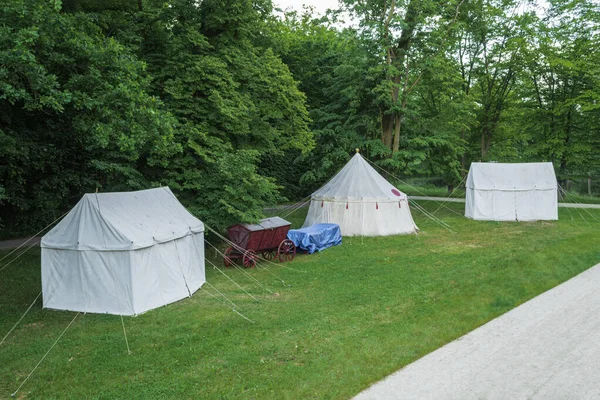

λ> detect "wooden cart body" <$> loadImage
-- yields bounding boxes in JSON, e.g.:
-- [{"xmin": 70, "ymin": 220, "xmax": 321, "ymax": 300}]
[{"xmin": 224, "ymin": 217, "xmax": 296, "ymax": 267}]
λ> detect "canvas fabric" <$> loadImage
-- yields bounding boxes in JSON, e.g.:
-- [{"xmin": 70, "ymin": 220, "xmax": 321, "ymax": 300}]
[
  {"xmin": 303, "ymin": 153, "xmax": 418, "ymax": 236},
  {"xmin": 41, "ymin": 187, "xmax": 205, "ymax": 316},
  {"xmin": 465, "ymin": 162, "xmax": 558, "ymax": 221}
]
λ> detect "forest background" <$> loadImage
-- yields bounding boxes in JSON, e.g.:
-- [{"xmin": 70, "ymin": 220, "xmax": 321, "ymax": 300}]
[{"xmin": 1, "ymin": 0, "xmax": 598, "ymax": 234}]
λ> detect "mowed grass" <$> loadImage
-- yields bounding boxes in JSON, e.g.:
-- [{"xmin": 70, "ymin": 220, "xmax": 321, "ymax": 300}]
[{"xmin": 1, "ymin": 201, "xmax": 600, "ymax": 399}]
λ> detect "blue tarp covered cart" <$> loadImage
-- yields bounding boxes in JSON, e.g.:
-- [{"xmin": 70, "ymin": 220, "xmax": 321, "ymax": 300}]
[{"xmin": 287, "ymin": 223, "xmax": 342, "ymax": 254}]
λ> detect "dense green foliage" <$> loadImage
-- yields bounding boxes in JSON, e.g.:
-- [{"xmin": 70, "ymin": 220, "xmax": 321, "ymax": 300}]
[
  {"xmin": 1, "ymin": 204, "xmax": 600, "ymax": 398},
  {"xmin": 0, "ymin": 0, "xmax": 312, "ymax": 233},
  {"xmin": 1, "ymin": 0, "xmax": 599, "ymax": 234}
]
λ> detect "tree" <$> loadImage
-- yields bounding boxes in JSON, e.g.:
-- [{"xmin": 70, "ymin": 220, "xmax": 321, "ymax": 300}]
[
  {"xmin": 0, "ymin": 0, "xmax": 177, "ymax": 232},
  {"xmin": 522, "ymin": 0, "xmax": 600, "ymax": 185}
]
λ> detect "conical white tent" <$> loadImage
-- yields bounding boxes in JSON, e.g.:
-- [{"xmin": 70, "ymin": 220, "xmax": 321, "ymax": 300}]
[
  {"xmin": 41, "ymin": 187, "xmax": 205, "ymax": 316},
  {"xmin": 465, "ymin": 162, "xmax": 558, "ymax": 221},
  {"xmin": 303, "ymin": 152, "xmax": 418, "ymax": 236}
]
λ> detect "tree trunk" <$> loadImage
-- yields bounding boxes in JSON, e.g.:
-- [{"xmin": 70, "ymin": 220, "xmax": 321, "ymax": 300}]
[
  {"xmin": 392, "ymin": 110, "xmax": 402, "ymax": 153},
  {"xmin": 481, "ymin": 129, "xmax": 487, "ymax": 158},
  {"xmin": 382, "ymin": 113, "xmax": 394, "ymax": 149},
  {"xmin": 588, "ymin": 176, "xmax": 592, "ymax": 196},
  {"xmin": 379, "ymin": 0, "xmax": 418, "ymax": 154}
]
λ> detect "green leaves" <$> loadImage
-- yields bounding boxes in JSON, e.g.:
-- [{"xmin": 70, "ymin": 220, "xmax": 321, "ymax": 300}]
[{"xmin": 0, "ymin": 0, "xmax": 177, "ymax": 232}]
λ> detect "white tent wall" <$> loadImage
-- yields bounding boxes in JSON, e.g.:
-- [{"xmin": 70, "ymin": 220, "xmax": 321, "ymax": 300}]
[
  {"xmin": 304, "ymin": 200, "xmax": 416, "ymax": 236},
  {"xmin": 42, "ymin": 233, "xmax": 206, "ymax": 316},
  {"xmin": 465, "ymin": 162, "xmax": 558, "ymax": 221},
  {"xmin": 302, "ymin": 152, "xmax": 418, "ymax": 236},
  {"xmin": 42, "ymin": 248, "xmax": 135, "ymax": 315},
  {"xmin": 41, "ymin": 187, "xmax": 206, "ymax": 316},
  {"xmin": 131, "ymin": 233, "xmax": 205, "ymax": 315}
]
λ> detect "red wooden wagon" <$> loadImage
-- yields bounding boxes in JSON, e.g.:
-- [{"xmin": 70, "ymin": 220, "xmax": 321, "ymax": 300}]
[{"xmin": 224, "ymin": 217, "xmax": 296, "ymax": 268}]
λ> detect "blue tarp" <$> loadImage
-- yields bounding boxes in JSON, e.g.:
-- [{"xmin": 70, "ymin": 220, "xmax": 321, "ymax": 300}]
[{"xmin": 287, "ymin": 223, "xmax": 342, "ymax": 254}]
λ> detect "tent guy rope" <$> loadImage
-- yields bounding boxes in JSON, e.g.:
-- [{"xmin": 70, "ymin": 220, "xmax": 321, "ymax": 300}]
[
  {"xmin": 205, "ymin": 239, "xmax": 274, "ymax": 294},
  {"xmin": 0, "ymin": 241, "xmax": 39, "ymax": 274},
  {"xmin": 558, "ymin": 185, "xmax": 599, "ymax": 222},
  {"xmin": 205, "ymin": 258, "xmax": 260, "ymax": 302},
  {"xmin": 206, "ymin": 225, "xmax": 305, "ymax": 274},
  {"xmin": 0, "ymin": 291, "xmax": 42, "ymax": 347},
  {"xmin": 120, "ymin": 315, "xmax": 132, "ymax": 355},
  {"xmin": 11, "ymin": 312, "xmax": 80, "ymax": 398},
  {"xmin": 202, "ymin": 283, "xmax": 255, "ymax": 323},
  {"xmin": 363, "ymin": 156, "xmax": 464, "ymax": 218},
  {"xmin": 431, "ymin": 174, "xmax": 468, "ymax": 217},
  {"xmin": 558, "ymin": 186, "xmax": 592, "ymax": 226},
  {"xmin": 0, "ymin": 209, "xmax": 70, "ymax": 264}
]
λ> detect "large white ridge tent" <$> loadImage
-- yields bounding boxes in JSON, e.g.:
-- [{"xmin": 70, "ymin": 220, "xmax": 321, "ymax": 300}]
[
  {"xmin": 41, "ymin": 187, "xmax": 205, "ymax": 316},
  {"xmin": 303, "ymin": 151, "xmax": 418, "ymax": 236},
  {"xmin": 465, "ymin": 162, "xmax": 558, "ymax": 221}
]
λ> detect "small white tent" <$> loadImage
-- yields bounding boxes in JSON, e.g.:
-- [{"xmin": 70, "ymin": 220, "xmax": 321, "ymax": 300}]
[
  {"xmin": 465, "ymin": 162, "xmax": 558, "ymax": 221},
  {"xmin": 303, "ymin": 152, "xmax": 418, "ymax": 236},
  {"xmin": 41, "ymin": 187, "xmax": 205, "ymax": 316}
]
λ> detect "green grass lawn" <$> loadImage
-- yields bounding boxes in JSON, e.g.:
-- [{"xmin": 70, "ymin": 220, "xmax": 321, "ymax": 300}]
[{"xmin": 1, "ymin": 201, "xmax": 600, "ymax": 399}]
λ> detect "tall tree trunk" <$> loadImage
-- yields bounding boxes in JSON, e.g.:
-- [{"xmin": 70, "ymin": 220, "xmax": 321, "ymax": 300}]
[
  {"xmin": 481, "ymin": 129, "xmax": 487, "ymax": 158},
  {"xmin": 380, "ymin": 0, "xmax": 418, "ymax": 154},
  {"xmin": 382, "ymin": 113, "xmax": 394, "ymax": 149},
  {"xmin": 392, "ymin": 94, "xmax": 408, "ymax": 153},
  {"xmin": 392, "ymin": 111, "xmax": 402, "ymax": 153}
]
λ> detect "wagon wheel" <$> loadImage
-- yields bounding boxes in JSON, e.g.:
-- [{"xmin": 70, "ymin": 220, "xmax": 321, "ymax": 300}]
[
  {"xmin": 223, "ymin": 247, "xmax": 235, "ymax": 267},
  {"xmin": 242, "ymin": 250, "xmax": 258, "ymax": 268},
  {"xmin": 277, "ymin": 239, "xmax": 296, "ymax": 263},
  {"xmin": 262, "ymin": 250, "xmax": 276, "ymax": 261}
]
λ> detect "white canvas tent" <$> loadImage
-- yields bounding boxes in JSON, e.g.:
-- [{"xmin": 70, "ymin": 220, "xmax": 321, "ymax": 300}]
[
  {"xmin": 41, "ymin": 187, "xmax": 205, "ymax": 316},
  {"xmin": 465, "ymin": 162, "xmax": 558, "ymax": 221},
  {"xmin": 303, "ymin": 152, "xmax": 418, "ymax": 236}
]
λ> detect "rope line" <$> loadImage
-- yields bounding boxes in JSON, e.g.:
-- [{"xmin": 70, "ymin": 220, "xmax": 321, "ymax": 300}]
[
  {"xmin": 205, "ymin": 225, "xmax": 306, "ymax": 273},
  {"xmin": 411, "ymin": 200, "xmax": 452, "ymax": 228},
  {"xmin": 0, "ymin": 209, "xmax": 69, "ymax": 264},
  {"xmin": 558, "ymin": 185, "xmax": 599, "ymax": 222},
  {"xmin": 363, "ymin": 157, "xmax": 464, "ymax": 218},
  {"xmin": 201, "ymin": 285, "xmax": 231, "ymax": 307},
  {"xmin": 408, "ymin": 197, "xmax": 452, "ymax": 228},
  {"xmin": 279, "ymin": 199, "xmax": 311, "ymax": 219},
  {"xmin": 431, "ymin": 174, "xmax": 467, "ymax": 217},
  {"xmin": 267, "ymin": 194, "xmax": 311, "ymax": 218},
  {"xmin": 203, "ymin": 283, "xmax": 254, "ymax": 322},
  {"xmin": 120, "ymin": 315, "xmax": 132, "ymax": 355},
  {"xmin": 11, "ymin": 312, "xmax": 80, "ymax": 398},
  {"xmin": 205, "ymin": 259, "xmax": 260, "ymax": 302},
  {"xmin": 204, "ymin": 239, "xmax": 273, "ymax": 294},
  {"xmin": 409, "ymin": 200, "xmax": 454, "ymax": 233},
  {"xmin": 275, "ymin": 157, "xmax": 349, "ymax": 220},
  {"xmin": 253, "ymin": 262, "xmax": 292, "ymax": 287},
  {"xmin": 558, "ymin": 186, "xmax": 592, "ymax": 226},
  {"xmin": 0, "ymin": 241, "xmax": 40, "ymax": 274},
  {"xmin": 557, "ymin": 186, "xmax": 576, "ymax": 222},
  {"xmin": 0, "ymin": 291, "xmax": 42, "ymax": 347},
  {"xmin": 204, "ymin": 282, "xmax": 239, "ymax": 309},
  {"xmin": 205, "ymin": 238, "xmax": 291, "ymax": 287},
  {"xmin": 232, "ymin": 309, "xmax": 255, "ymax": 324}
]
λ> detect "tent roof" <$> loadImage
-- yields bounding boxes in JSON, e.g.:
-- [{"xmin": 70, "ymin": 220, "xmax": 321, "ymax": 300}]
[
  {"xmin": 467, "ymin": 162, "xmax": 557, "ymax": 191},
  {"xmin": 311, "ymin": 153, "xmax": 407, "ymax": 202},
  {"xmin": 42, "ymin": 187, "xmax": 203, "ymax": 251}
]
